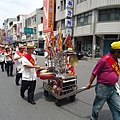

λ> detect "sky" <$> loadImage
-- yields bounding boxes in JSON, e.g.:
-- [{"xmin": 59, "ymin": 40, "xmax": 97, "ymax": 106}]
[{"xmin": 0, "ymin": 0, "xmax": 43, "ymax": 28}]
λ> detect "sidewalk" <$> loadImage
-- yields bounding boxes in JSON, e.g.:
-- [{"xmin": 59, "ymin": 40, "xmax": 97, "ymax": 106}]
[
  {"xmin": 82, "ymin": 56, "xmax": 100, "ymax": 61},
  {"xmin": 82, "ymin": 56, "xmax": 120, "ymax": 63}
]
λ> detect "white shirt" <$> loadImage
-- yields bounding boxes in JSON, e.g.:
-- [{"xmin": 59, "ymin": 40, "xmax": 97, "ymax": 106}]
[
  {"xmin": 0, "ymin": 52, "xmax": 5, "ymax": 62},
  {"xmin": 14, "ymin": 52, "xmax": 23, "ymax": 73},
  {"xmin": 5, "ymin": 53, "xmax": 12, "ymax": 61},
  {"xmin": 22, "ymin": 54, "xmax": 37, "ymax": 81},
  {"xmin": 44, "ymin": 51, "xmax": 55, "ymax": 67},
  {"xmin": 44, "ymin": 51, "xmax": 49, "ymax": 65}
]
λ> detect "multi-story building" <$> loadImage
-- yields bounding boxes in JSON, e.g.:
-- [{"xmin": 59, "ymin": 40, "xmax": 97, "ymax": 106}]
[
  {"xmin": 3, "ymin": 18, "xmax": 17, "ymax": 44},
  {"xmin": 16, "ymin": 14, "xmax": 28, "ymax": 41},
  {"xmin": 55, "ymin": 0, "xmax": 120, "ymax": 57},
  {"xmin": 25, "ymin": 8, "xmax": 43, "ymax": 44},
  {"xmin": 9, "ymin": 20, "xmax": 17, "ymax": 42}
]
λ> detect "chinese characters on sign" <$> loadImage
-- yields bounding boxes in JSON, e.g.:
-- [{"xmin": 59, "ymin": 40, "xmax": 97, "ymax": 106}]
[
  {"xmin": 66, "ymin": 0, "xmax": 73, "ymax": 8},
  {"xmin": 24, "ymin": 27, "xmax": 34, "ymax": 34},
  {"xmin": 66, "ymin": 28, "xmax": 72, "ymax": 36},
  {"xmin": 48, "ymin": 0, "xmax": 54, "ymax": 27},
  {"xmin": 43, "ymin": 0, "xmax": 54, "ymax": 33},
  {"xmin": 65, "ymin": 19, "xmax": 72, "ymax": 27},
  {"xmin": 65, "ymin": 0, "xmax": 73, "ymax": 36},
  {"xmin": 66, "ymin": 9, "xmax": 72, "ymax": 18}
]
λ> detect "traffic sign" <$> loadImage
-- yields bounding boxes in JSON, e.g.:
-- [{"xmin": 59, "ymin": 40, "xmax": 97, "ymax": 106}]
[{"xmin": 24, "ymin": 27, "xmax": 34, "ymax": 34}]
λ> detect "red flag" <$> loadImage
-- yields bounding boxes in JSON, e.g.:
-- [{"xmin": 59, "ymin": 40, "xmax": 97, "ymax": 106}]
[
  {"xmin": 49, "ymin": 30, "xmax": 55, "ymax": 43},
  {"xmin": 64, "ymin": 34, "xmax": 73, "ymax": 48}
]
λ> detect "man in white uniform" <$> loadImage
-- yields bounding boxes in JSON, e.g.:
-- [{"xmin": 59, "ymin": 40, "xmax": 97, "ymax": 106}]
[
  {"xmin": 0, "ymin": 45, "xmax": 5, "ymax": 72},
  {"xmin": 44, "ymin": 45, "xmax": 55, "ymax": 66},
  {"xmin": 5, "ymin": 46, "xmax": 14, "ymax": 77},
  {"xmin": 14, "ymin": 44, "xmax": 25, "ymax": 85},
  {"xmin": 20, "ymin": 43, "xmax": 40, "ymax": 105}
]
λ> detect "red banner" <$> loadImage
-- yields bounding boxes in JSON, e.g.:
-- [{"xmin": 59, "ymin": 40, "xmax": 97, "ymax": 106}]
[
  {"xmin": 43, "ymin": 0, "xmax": 54, "ymax": 33},
  {"xmin": 24, "ymin": 54, "xmax": 35, "ymax": 66}
]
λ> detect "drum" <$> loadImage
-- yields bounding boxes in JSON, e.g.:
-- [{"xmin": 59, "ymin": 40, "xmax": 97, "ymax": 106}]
[
  {"xmin": 36, "ymin": 68, "xmax": 47, "ymax": 77},
  {"xmin": 40, "ymin": 72, "xmax": 54, "ymax": 79}
]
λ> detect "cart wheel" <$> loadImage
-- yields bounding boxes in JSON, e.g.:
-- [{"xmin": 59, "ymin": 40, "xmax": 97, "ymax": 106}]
[
  {"xmin": 54, "ymin": 98, "xmax": 60, "ymax": 106},
  {"xmin": 44, "ymin": 90, "xmax": 48, "ymax": 97},
  {"xmin": 69, "ymin": 95, "xmax": 76, "ymax": 102}
]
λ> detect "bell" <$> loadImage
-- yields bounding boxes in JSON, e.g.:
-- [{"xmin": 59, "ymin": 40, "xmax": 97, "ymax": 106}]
[{"xmin": 69, "ymin": 55, "xmax": 78, "ymax": 66}]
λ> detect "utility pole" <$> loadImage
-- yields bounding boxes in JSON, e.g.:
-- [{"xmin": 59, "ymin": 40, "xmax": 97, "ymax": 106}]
[{"xmin": 92, "ymin": 10, "xmax": 97, "ymax": 58}]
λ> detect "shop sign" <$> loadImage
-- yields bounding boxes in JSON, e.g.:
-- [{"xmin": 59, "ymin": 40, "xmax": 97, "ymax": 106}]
[
  {"xmin": 66, "ymin": 9, "xmax": 72, "ymax": 18},
  {"xmin": 43, "ymin": 0, "xmax": 54, "ymax": 33},
  {"xmin": 24, "ymin": 27, "xmax": 34, "ymax": 34},
  {"xmin": 65, "ymin": 19, "xmax": 72, "ymax": 27},
  {"xmin": 66, "ymin": 0, "xmax": 73, "ymax": 8},
  {"xmin": 66, "ymin": 28, "xmax": 72, "ymax": 36}
]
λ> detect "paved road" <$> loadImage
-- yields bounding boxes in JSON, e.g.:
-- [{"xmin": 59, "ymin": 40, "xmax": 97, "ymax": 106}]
[{"xmin": 0, "ymin": 56, "xmax": 116, "ymax": 120}]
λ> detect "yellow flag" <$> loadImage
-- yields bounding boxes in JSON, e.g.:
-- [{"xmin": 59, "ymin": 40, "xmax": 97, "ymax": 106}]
[{"xmin": 57, "ymin": 30, "xmax": 62, "ymax": 51}]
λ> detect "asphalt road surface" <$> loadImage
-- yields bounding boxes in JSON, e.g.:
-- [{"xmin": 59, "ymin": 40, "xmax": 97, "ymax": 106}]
[{"xmin": 0, "ymin": 56, "xmax": 117, "ymax": 120}]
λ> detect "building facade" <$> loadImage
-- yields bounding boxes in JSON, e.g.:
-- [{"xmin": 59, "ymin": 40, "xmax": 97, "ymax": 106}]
[
  {"xmin": 55, "ymin": 0, "xmax": 120, "ymax": 57},
  {"xmin": 16, "ymin": 14, "xmax": 28, "ymax": 41},
  {"xmin": 25, "ymin": 8, "xmax": 43, "ymax": 42}
]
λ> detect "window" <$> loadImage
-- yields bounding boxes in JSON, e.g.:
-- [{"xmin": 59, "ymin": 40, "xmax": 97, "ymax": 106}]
[
  {"xmin": 77, "ymin": 11, "xmax": 92, "ymax": 26},
  {"xmin": 77, "ymin": 0, "xmax": 86, "ymax": 4},
  {"xmin": 61, "ymin": 20, "xmax": 65, "ymax": 29},
  {"xmin": 99, "ymin": 8, "xmax": 120, "ymax": 21},
  {"xmin": 41, "ymin": 17, "xmax": 43, "ymax": 23},
  {"xmin": 60, "ymin": 0, "xmax": 66, "ymax": 11},
  {"xmin": 64, "ymin": 0, "xmax": 66, "ymax": 10},
  {"xmin": 27, "ymin": 18, "xmax": 31, "ymax": 26},
  {"xmin": 34, "ymin": 28, "xmax": 36, "ymax": 34},
  {"xmin": 60, "ymin": 1, "xmax": 63, "ymax": 11}
]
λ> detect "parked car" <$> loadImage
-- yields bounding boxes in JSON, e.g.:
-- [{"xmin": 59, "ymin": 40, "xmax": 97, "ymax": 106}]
[
  {"xmin": 75, "ymin": 50, "xmax": 84, "ymax": 60},
  {"xmin": 63, "ymin": 49, "xmax": 83, "ymax": 60},
  {"xmin": 34, "ymin": 48, "xmax": 44, "ymax": 56}
]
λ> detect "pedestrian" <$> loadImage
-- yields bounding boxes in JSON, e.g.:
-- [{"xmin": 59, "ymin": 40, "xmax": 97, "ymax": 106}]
[
  {"xmin": 5, "ymin": 46, "xmax": 14, "ymax": 77},
  {"xmin": 44, "ymin": 44, "xmax": 55, "ymax": 66},
  {"xmin": 66, "ymin": 47, "xmax": 76, "ymax": 75},
  {"xmin": 0, "ymin": 45, "xmax": 5, "ymax": 72},
  {"xmin": 14, "ymin": 44, "xmax": 25, "ymax": 85},
  {"xmin": 86, "ymin": 41, "xmax": 120, "ymax": 120},
  {"xmin": 20, "ymin": 43, "xmax": 40, "ymax": 105}
]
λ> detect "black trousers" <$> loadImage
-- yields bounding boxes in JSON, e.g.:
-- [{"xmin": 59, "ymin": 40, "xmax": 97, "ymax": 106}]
[
  {"xmin": 6, "ymin": 61, "xmax": 13, "ymax": 76},
  {"xmin": 20, "ymin": 80, "xmax": 36, "ymax": 101},
  {"xmin": 5, "ymin": 62, "xmax": 7, "ymax": 70},
  {"xmin": 15, "ymin": 72, "xmax": 22, "ymax": 84},
  {"xmin": 0, "ymin": 61, "xmax": 5, "ymax": 71}
]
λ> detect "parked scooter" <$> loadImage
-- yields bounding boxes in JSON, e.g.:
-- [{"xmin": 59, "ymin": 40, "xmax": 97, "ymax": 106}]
[{"xmin": 87, "ymin": 50, "xmax": 92, "ymax": 57}]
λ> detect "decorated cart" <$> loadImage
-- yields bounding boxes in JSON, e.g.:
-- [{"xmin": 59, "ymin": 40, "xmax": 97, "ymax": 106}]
[{"xmin": 37, "ymin": 31, "xmax": 95, "ymax": 106}]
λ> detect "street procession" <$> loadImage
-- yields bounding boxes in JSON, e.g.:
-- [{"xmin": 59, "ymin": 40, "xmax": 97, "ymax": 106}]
[
  {"xmin": 0, "ymin": 28, "xmax": 87, "ymax": 105},
  {"xmin": 0, "ymin": 28, "xmax": 120, "ymax": 120}
]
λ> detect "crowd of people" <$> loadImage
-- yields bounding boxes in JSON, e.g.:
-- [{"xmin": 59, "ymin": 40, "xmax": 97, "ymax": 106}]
[{"xmin": 0, "ymin": 43, "xmax": 41, "ymax": 105}]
